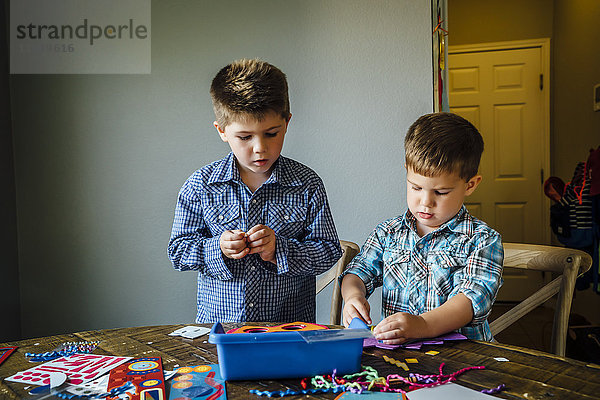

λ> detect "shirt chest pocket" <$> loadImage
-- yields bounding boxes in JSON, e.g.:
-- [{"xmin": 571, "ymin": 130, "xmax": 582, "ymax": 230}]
[
  {"xmin": 204, "ymin": 204, "xmax": 241, "ymax": 235},
  {"xmin": 267, "ymin": 203, "xmax": 307, "ymax": 239},
  {"xmin": 383, "ymin": 249, "xmax": 411, "ymax": 290},
  {"xmin": 431, "ymin": 252, "xmax": 468, "ymax": 296}
]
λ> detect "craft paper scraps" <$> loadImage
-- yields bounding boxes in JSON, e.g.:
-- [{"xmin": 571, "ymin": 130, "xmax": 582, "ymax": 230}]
[
  {"xmin": 0, "ymin": 346, "xmax": 17, "ymax": 366},
  {"xmin": 493, "ymin": 357, "xmax": 510, "ymax": 362},
  {"xmin": 382, "ymin": 355, "xmax": 409, "ymax": 371},
  {"xmin": 167, "ymin": 364, "xmax": 226, "ymax": 400},
  {"xmin": 169, "ymin": 326, "xmax": 211, "ymax": 339},
  {"xmin": 5, "ymin": 353, "xmax": 131, "ymax": 386},
  {"xmin": 425, "ymin": 351, "xmax": 439, "ymax": 356},
  {"xmin": 363, "ymin": 332, "xmax": 467, "ymax": 350}
]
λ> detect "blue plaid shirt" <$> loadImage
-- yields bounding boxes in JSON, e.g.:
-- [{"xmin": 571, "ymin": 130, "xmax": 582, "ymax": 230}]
[
  {"xmin": 342, "ymin": 207, "xmax": 503, "ymax": 341},
  {"xmin": 168, "ymin": 152, "xmax": 341, "ymax": 323}
]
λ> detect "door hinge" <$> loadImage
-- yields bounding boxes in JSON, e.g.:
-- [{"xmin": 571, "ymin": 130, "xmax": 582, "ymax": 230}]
[
  {"xmin": 541, "ymin": 168, "xmax": 544, "ymax": 185},
  {"xmin": 540, "ymin": 74, "xmax": 544, "ymax": 90}
]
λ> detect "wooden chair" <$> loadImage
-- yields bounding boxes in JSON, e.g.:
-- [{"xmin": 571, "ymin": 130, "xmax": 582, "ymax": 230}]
[
  {"xmin": 490, "ymin": 242, "xmax": 592, "ymax": 356},
  {"xmin": 316, "ymin": 240, "xmax": 360, "ymax": 325}
]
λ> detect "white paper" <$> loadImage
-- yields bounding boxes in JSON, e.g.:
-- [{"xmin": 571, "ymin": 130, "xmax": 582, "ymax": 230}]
[{"xmin": 407, "ymin": 383, "xmax": 499, "ymax": 400}]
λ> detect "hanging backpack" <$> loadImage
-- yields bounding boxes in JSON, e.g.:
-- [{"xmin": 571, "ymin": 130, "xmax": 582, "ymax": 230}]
[{"xmin": 546, "ymin": 147, "xmax": 600, "ymax": 293}]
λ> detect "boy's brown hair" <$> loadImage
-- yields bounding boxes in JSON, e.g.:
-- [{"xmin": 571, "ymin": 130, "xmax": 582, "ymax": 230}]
[
  {"xmin": 210, "ymin": 59, "xmax": 290, "ymax": 127},
  {"xmin": 405, "ymin": 112, "xmax": 484, "ymax": 181}
]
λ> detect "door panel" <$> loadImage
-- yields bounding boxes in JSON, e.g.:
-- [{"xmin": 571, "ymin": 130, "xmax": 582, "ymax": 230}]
[{"xmin": 449, "ymin": 47, "xmax": 546, "ymax": 301}]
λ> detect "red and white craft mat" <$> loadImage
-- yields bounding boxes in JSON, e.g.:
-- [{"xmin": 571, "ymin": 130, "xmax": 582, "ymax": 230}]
[{"xmin": 5, "ymin": 353, "xmax": 131, "ymax": 386}]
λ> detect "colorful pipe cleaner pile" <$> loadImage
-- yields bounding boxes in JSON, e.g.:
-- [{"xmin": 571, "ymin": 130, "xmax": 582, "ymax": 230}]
[
  {"xmin": 25, "ymin": 341, "xmax": 100, "ymax": 362},
  {"xmin": 249, "ymin": 362, "xmax": 485, "ymax": 397}
]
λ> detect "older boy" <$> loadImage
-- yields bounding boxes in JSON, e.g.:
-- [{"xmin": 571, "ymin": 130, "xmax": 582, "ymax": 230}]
[
  {"xmin": 341, "ymin": 112, "xmax": 503, "ymax": 342},
  {"xmin": 168, "ymin": 59, "xmax": 341, "ymax": 323}
]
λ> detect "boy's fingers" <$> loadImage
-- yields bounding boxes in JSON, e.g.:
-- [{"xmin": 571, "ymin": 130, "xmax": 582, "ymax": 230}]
[
  {"xmin": 247, "ymin": 225, "xmax": 275, "ymax": 240},
  {"xmin": 354, "ymin": 304, "xmax": 372, "ymax": 325},
  {"xmin": 246, "ymin": 225, "xmax": 266, "ymax": 235},
  {"xmin": 221, "ymin": 239, "xmax": 246, "ymax": 250},
  {"xmin": 344, "ymin": 305, "xmax": 371, "ymax": 326},
  {"xmin": 247, "ymin": 236, "xmax": 270, "ymax": 247},
  {"xmin": 247, "ymin": 229, "xmax": 270, "ymax": 242},
  {"xmin": 358, "ymin": 309, "xmax": 372, "ymax": 325},
  {"xmin": 229, "ymin": 247, "xmax": 250, "ymax": 259},
  {"xmin": 248, "ymin": 246, "xmax": 264, "ymax": 254},
  {"xmin": 222, "ymin": 230, "xmax": 246, "ymax": 241}
]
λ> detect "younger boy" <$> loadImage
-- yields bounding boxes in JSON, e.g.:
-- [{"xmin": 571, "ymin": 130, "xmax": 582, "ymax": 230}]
[
  {"xmin": 168, "ymin": 59, "xmax": 341, "ymax": 323},
  {"xmin": 341, "ymin": 112, "xmax": 503, "ymax": 343}
]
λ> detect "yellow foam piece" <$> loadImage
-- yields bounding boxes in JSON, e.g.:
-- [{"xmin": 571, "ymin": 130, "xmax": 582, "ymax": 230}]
[{"xmin": 383, "ymin": 355, "xmax": 410, "ymax": 371}]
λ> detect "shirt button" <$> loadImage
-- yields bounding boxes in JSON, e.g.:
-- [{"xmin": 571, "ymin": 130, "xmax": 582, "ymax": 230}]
[
  {"xmin": 284, "ymin": 215, "xmax": 289, "ymax": 220},
  {"xmin": 252, "ymin": 199, "xmax": 257, "ymax": 204},
  {"xmin": 250, "ymin": 266, "xmax": 256, "ymax": 271},
  {"xmin": 388, "ymin": 257, "xmax": 393, "ymax": 262},
  {"xmin": 417, "ymin": 243, "xmax": 424, "ymax": 249},
  {"xmin": 248, "ymin": 303, "xmax": 254, "ymax": 308},
  {"xmin": 218, "ymin": 215, "xmax": 224, "ymax": 220}
]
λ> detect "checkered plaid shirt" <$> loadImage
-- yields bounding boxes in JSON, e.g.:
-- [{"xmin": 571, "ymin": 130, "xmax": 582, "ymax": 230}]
[
  {"xmin": 168, "ymin": 152, "xmax": 341, "ymax": 323},
  {"xmin": 342, "ymin": 207, "xmax": 503, "ymax": 340}
]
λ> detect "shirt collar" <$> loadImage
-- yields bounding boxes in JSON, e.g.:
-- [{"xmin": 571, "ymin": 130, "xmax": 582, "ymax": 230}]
[
  {"xmin": 267, "ymin": 156, "xmax": 303, "ymax": 187},
  {"xmin": 443, "ymin": 206, "xmax": 473, "ymax": 236},
  {"xmin": 401, "ymin": 205, "xmax": 473, "ymax": 236},
  {"xmin": 207, "ymin": 152, "xmax": 302, "ymax": 187},
  {"xmin": 207, "ymin": 152, "xmax": 239, "ymax": 184}
]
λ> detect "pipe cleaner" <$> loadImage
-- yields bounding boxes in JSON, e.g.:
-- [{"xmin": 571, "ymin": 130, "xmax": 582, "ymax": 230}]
[
  {"xmin": 250, "ymin": 363, "xmax": 485, "ymax": 397},
  {"xmin": 25, "ymin": 341, "xmax": 100, "ymax": 362},
  {"xmin": 481, "ymin": 383, "xmax": 506, "ymax": 394},
  {"xmin": 249, "ymin": 387, "xmax": 345, "ymax": 397},
  {"xmin": 381, "ymin": 362, "xmax": 485, "ymax": 394}
]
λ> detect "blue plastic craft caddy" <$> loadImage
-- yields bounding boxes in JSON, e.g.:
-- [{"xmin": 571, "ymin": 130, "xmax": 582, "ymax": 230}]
[{"xmin": 208, "ymin": 318, "xmax": 370, "ymax": 380}]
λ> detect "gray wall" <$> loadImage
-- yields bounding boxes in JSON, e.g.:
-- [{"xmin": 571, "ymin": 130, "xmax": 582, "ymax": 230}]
[
  {"xmin": 10, "ymin": 0, "xmax": 433, "ymax": 338},
  {"xmin": 1, "ymin": 0, "xmax": 21, "ymax": 341}
]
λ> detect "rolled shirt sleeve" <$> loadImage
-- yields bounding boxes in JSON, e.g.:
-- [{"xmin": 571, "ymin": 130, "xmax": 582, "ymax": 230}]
[{"xmin": 456, "ymin": 231, "xmax": 504, "ymax": 324}]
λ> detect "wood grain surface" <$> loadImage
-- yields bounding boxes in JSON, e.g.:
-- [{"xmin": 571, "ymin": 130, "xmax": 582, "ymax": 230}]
[{"xmin": 1, "ymin": 324, "xmax": 599, "ymax": 399}]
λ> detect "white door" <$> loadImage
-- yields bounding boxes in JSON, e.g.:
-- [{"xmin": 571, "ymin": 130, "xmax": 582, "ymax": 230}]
[{"xmin": 449, "ymin": 42, "xmax": 550, "ymax": 300}]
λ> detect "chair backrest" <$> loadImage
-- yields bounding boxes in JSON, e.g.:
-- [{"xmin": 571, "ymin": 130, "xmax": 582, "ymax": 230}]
[
  {"xmin": 490, "ymin": 242, "xmax": 592, "ymax": 356},
  {"xmin": 316, "ymin": 240, "xmax": 360, "ymax": 325}
]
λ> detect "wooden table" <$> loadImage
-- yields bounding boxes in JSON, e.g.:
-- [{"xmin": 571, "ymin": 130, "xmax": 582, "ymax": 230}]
[{"xmin": 1, "ymin": 324, "xmax": 599, "ymax": 399}]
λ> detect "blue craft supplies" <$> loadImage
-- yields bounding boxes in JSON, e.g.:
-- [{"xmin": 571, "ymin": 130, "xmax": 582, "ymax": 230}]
[{"xmin": 208, "ymin": 318, "xmax": 371, "ymax": 380}]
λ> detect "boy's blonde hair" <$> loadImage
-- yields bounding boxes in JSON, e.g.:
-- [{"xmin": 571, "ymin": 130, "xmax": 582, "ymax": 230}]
[
  {"xmin": 405, "ymin": 112, "xmax": 484, "ymax": 181},
  {"xmin": 210, "ymin": 59, "xmax": 290, "ymax": 127}
]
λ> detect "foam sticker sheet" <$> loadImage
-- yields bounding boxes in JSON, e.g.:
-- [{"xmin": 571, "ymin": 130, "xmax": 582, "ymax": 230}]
[
  {"xmin": 106, "ymin": 357, "xmax": 166, "ymax": 400},
  {"xmin": 5, "ymin": 354, "xmax": 130, "ymax": 386},
  {"xmin": 167, "ymin": 364, "xmax": 226, "ymax": 400}
]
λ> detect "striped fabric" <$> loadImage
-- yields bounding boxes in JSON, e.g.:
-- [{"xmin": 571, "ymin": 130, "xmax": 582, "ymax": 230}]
[
  {"xmin": 341, "ymin": 206, "xmax": 503, "ymax": 341},
  {"xmin": 559, "ymin": 162, "xmax": 593, "ymax": 230},
  {"xmin": 168, "ymin": 152, "xmax": 341, "ymax": 323}
]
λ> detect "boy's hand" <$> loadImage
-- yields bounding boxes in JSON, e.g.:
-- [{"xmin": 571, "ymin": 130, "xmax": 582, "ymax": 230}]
[
  {"xmin": 373, "ymin": 312, "xmax": 428, "ymax": 344},
  {"xmin": 246, "ymin": 224, "xmax": 277, "ymax": 264},
  {"xmin": 342, "ymin": 295, "xmax": 372, "ymax": 327},
  {"xmin": 220, "ymin": 230, "xmax": 249, "ymax": 259}
]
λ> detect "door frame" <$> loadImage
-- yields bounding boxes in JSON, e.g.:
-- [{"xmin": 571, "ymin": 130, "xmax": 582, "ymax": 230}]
[{"xmin": 449, "ymin": 38, "xmax": 551, "ymax": 244}]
